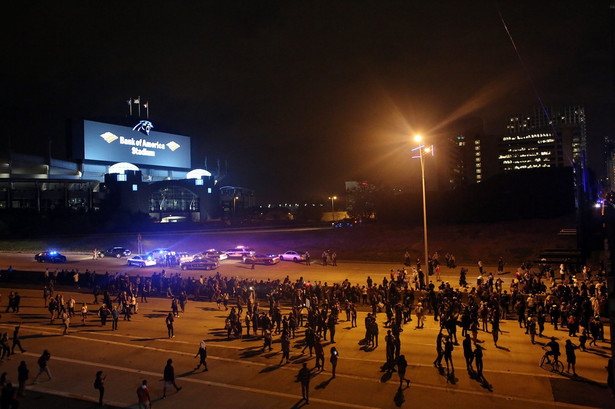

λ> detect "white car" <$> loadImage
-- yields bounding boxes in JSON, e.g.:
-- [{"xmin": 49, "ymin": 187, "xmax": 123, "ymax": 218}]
[
  {"xmin": 279, "ymin": 250, "xmax": 307, "ymax": 262},
  {"xmin": 224, "ymin": 246, "xmax": 255, "ymax": 259},
  {"xmin": 127, "ymin": 255, "xmax": 157, "ymax": 268},
  {"xmin": 203, "ymin": 249, "xmax": 228, "ymax": 261},
  {"xmin": 177, "ymin": 252, "xmax": 193, "ymax": 263}
]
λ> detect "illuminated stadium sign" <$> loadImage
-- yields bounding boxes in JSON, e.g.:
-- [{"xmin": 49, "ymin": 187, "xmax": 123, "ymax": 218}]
[{"xmin": 79, "ymin": 120, "xmax": 191, "ymax": 169}]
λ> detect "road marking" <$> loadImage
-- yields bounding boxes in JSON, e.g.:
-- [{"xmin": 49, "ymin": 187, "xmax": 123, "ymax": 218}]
[
  {"xmin": 22, "ymin": 352, "xmax": 383, "ymax": 409},
  {"xmin": 1, "ymin": 323, "xmax": 562, "ymax": 380},
  {"xmin": 9, "ymin": 323, "xmax": 605, "ymax": 409},
  {"xmin": 21, "ymin": 350, "xmax": 603, "ymax": 409}
]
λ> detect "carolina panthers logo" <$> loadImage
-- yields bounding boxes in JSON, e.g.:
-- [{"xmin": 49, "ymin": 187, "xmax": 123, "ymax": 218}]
[{"xmin": 133, "ymin": 120, "xmax": 154, "ymax": 136}]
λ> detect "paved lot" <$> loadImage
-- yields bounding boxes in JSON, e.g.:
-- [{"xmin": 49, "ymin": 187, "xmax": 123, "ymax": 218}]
[{"xmin": 0, "ymin": 277, "xmax": 612, "ymax": 409}]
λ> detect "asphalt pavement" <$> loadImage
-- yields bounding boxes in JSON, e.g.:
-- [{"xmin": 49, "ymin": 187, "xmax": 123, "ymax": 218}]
[{"xmin": 0, "ymin": 280, "xmax": 611, "ymax": 409}]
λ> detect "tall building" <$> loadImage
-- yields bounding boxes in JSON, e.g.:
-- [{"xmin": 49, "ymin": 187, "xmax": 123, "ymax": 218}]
[
  {"xmin": 604, "ymin": 135, "xmax": 615, "ymax": 192},
  {"xmin": 499, "ymin": 105, "xmax": 586, "ymax": 172},
  {"xmin": 443, "ymin": 117, "xmax": 485, "ymax": 189}
]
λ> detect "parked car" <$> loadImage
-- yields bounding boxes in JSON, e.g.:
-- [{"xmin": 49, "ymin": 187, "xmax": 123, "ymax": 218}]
[
  {"xmin": 35, "ymin": 251, "xmax": 67, "ymax": 263},
  {"xmin": 224, "ymin": 246, "xmax": 256, "ymax": 259},
  {"xmin": 177, "ymin": 252, "xmax": 193, "ymax": 263},
  {"xmin": 202, "ymin": 249, "xmax": 228, "ymax": 261},
  {"xmin": 242, "ymin": 254, "xmax": 280, "ymax": 265},
  {"xmin": 105, "ymin": 246, "xmax": 132, "ymax": 258},
  {"xmin": 279, "ymin": 250, "xmax": 307, "ymax": 262},
  {"xmin": 332, "ymin": 217, "xmax": 361, "ymax": 228},
  {"xmin": 180, "ymin": 258, "xmax": 219, "ymax": 271},
  {"xmin": 127, "ymin": 255, "xmax": 157, "ymax": 268}
]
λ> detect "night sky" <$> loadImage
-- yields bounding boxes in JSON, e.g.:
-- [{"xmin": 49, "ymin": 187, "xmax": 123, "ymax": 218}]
[{"xmin": 3, "ymin": 1, "xmax": 613, "ymax": 203}]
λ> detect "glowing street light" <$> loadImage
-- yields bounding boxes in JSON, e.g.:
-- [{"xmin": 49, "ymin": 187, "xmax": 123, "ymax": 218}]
[
  {"xmin": 411, "ymin": 135, "xmax": 434, "ymax": 273},
  {"xmin": 328, "ymin": 196, "xmax": 338, "ymax": 222},
  {"xmin": 233, "ymin": 196, "xmax": 239, "ymax": 214}
]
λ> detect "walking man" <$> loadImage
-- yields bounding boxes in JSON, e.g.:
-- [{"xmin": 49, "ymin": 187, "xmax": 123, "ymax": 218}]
[
  {"xmin": 166, "ymin": 312, "xmax": 175, "ymax": 338},
  {"xmin": 33, "ymin": 350, "xmax": 52, "ymax": 384},
  {"xmin": 17, "ymin": 361, "xmax": 28, "ymax": 397},
  {"xmin": 298, "ymin": 363, "xmax": 311, "ymax": 403},
  {"xmin": 136, "ymin": 380, "xmax": 152, "ymax": 409},
  {"xmin": 396, "ymin": 355, "xmax": 410, "ymax": 389},
  {"xmin": 94, "ymin": 370, "xmax": 106, "ymax": 407},
  {"xmin": 474, "ymin": 345, "xmax": 484, "ymax": 382},
  {"xmin": 463, "ymin": 334, "xmax": 474, "ymax": 372},
  {"xmin": 565, "ymin": 339, "xmax": 579, "ymax": 376},
  {"xmin": 11, "ymin": 325, "xmax": 25, "ymax": 354},
  {"xmin": 162, "ymin": 359, "xmax": 182, "ymax": 398},
  {"xmin": 194, "ymin": 339, "xmax": 208, "ymax": 371},
  {"xmin": 330, "ymin": 347, "xmax": 339, "ymax": 378}
]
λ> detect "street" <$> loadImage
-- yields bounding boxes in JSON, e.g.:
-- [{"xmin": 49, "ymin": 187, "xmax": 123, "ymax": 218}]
[{"xmin": 0, "ymin": 265, "xmax": 612, "ymax": 408}]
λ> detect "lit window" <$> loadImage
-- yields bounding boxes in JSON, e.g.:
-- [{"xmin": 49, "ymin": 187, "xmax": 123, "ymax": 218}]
[
  {"xmin": 208, "ymin": 188, "xmax": 212, "ymax": 194},
  {"xmin": 195, "ymin": 179, "xmax": 204, "ymax": 186},
  {"xmin": 117, "ymin": 174, "xmax": 127, "ymax": 182},
  {"xmin": 132, "ymin": 184, "xmax": 138, "ymax": 191}
]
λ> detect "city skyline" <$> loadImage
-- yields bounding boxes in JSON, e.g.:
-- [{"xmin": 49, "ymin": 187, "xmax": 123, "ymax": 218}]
[{"xmin": 2, "ymin": 1, "xmax": 612, "ymax": 202}]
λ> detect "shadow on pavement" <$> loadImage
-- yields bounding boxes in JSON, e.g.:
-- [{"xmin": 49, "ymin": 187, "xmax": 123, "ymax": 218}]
[
  {"xmin": 550, "ymin": 376, "xmax": 613, "ymax": 409},
  {"xmin": 393, "ymin": 387, "xmax": 405, "ymax": 407},
  {"xmin": 20, "ymin": 390, "xmax": 122, "ymax": 409}
]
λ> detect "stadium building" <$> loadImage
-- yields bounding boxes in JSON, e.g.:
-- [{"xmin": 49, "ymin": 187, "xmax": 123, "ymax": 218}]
[{"xmin": 0, "ymin": 117, "xmax": 224, "ymax": 222}]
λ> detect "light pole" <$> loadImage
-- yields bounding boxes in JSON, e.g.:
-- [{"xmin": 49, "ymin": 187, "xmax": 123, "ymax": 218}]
[
  {"xmin": 412, "ymin": 135, "xmax": 433, "ymax": 272},
  {"xmin": 233, "ymin": 196, "xmax": 239, "ymax": 215},
  {"xmin": 328, "ymin": 196, "xmax": 337, "ymax": 222}
]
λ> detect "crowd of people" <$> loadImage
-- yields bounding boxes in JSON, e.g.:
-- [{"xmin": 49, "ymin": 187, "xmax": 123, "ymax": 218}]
[{"xmin": 0, "ymin": 253, "xmax": 612, "ymax": 406}]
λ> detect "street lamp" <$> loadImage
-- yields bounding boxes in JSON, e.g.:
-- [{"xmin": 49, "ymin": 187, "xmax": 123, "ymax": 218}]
[
  {"xmin": 412, "ymin": 135, "xmax": 434, "ymax": 273},
  {"xmin": 233, "ymin": 196, "xmax": 239, "ymax": 214},
  {"xmin": 328, "ymin": 196, "xmax": 337, "ymax": 222}
]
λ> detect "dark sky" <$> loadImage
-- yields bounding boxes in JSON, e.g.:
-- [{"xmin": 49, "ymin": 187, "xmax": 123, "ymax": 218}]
[{"xmin": 3, "ymin": 1, "xmax": 613, "ymax": 202}]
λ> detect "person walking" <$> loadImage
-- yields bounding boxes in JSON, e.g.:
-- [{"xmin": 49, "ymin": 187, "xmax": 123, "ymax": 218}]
[
  {"xmin": 314, "ymin": 336, "xmax": 325, "ymax": 371},
  {"xmin": 298, "ymin": 363, "xmax": 311, "ymax": 403},
  {"xmin": 444, "ymin": 336, "xmax": 455, "ymax": 374},
  {"xmin": 330, "ymin": 347, "xmax": 339, "ymax": 378},
  {"xmin": 33, "ymin": 350, "xmax": 52, "ymax": 384},
  {"xmin": 162, "ymin": 359, "xmax": 182, "ymax": 398},
  {"xmin": 396, "ymin": 355, "xmax": 410, "ymax": 389},
  {"xmin": 166, "ymin": 312, "xmax": 175, "ymax": 338},
  {"xmin": 280, "ymin": 333, "xmax": 291, "ymax": 365},
  {"xmin": 433, "ymin": 330, "xmax": 444, "ymax": 367},
  {"xmin": 474, "ymin": 345, "xmax": 484, "ymax": 382},
  {"xmin": 136, "ymin": 380, "xmax": 152, "ymax": 409},
  {"xmin": 81, "ymin": 303, "xmax": 88, "ymax": 326},
  {"xmin": 93, "ymin": 370, "xmax": 105, "ymax": 406},
  {"xmin": 462, "ymin": 334, "xmax": 474, "ymax": 372},
  {"xmin": 17, "ymin": 361, "xmax": 28, "ymax": 397},
  {"xmin": 565, "ymin": 339, "xmax": 579, "ymax": 376},
  {"xmin": 11, "ymin": 325, "xmax": 25, "ymax": 354},
  {"xmin": 111, "ymin": 306, "xmax": 119, "ymax": 331},
  {"xmin": 61, "ymin": 311, "xmax": 70, "ymax": 335},
  {"xmin": 194, "ymin": 339, "xmax": 208, "ymax": 371}
]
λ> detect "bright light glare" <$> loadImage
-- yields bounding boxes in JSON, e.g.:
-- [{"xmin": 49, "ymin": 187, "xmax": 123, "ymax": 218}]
[
  {"xmin": 414, "ymin": 135, "xmax": 422, "ymax": 142},
  {"xmin": 424, "ymin": 147, "xmax": 431, "ymax": 153}
]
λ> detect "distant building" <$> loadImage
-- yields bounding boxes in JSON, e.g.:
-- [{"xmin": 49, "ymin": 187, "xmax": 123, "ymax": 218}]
[
  {"xmin": 441, "ymin": 117, "xmax": 485, "ymax": 190},
  {"xmin": 604, "ymin": 135, "xmax": 615, "ymax": 192},
  {"xmin": 499, "ymin": 105, "xmax": 586, "ymax": 172}
]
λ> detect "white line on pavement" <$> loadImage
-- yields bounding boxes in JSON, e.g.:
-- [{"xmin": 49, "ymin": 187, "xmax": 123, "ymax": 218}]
[
  {"xmin": 22, "ymin": 352, "xmax": 383, "ymax": 409},
  {"xmin": 7, "ymin": 324, "xmax": 603, "ymax": 409}
]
